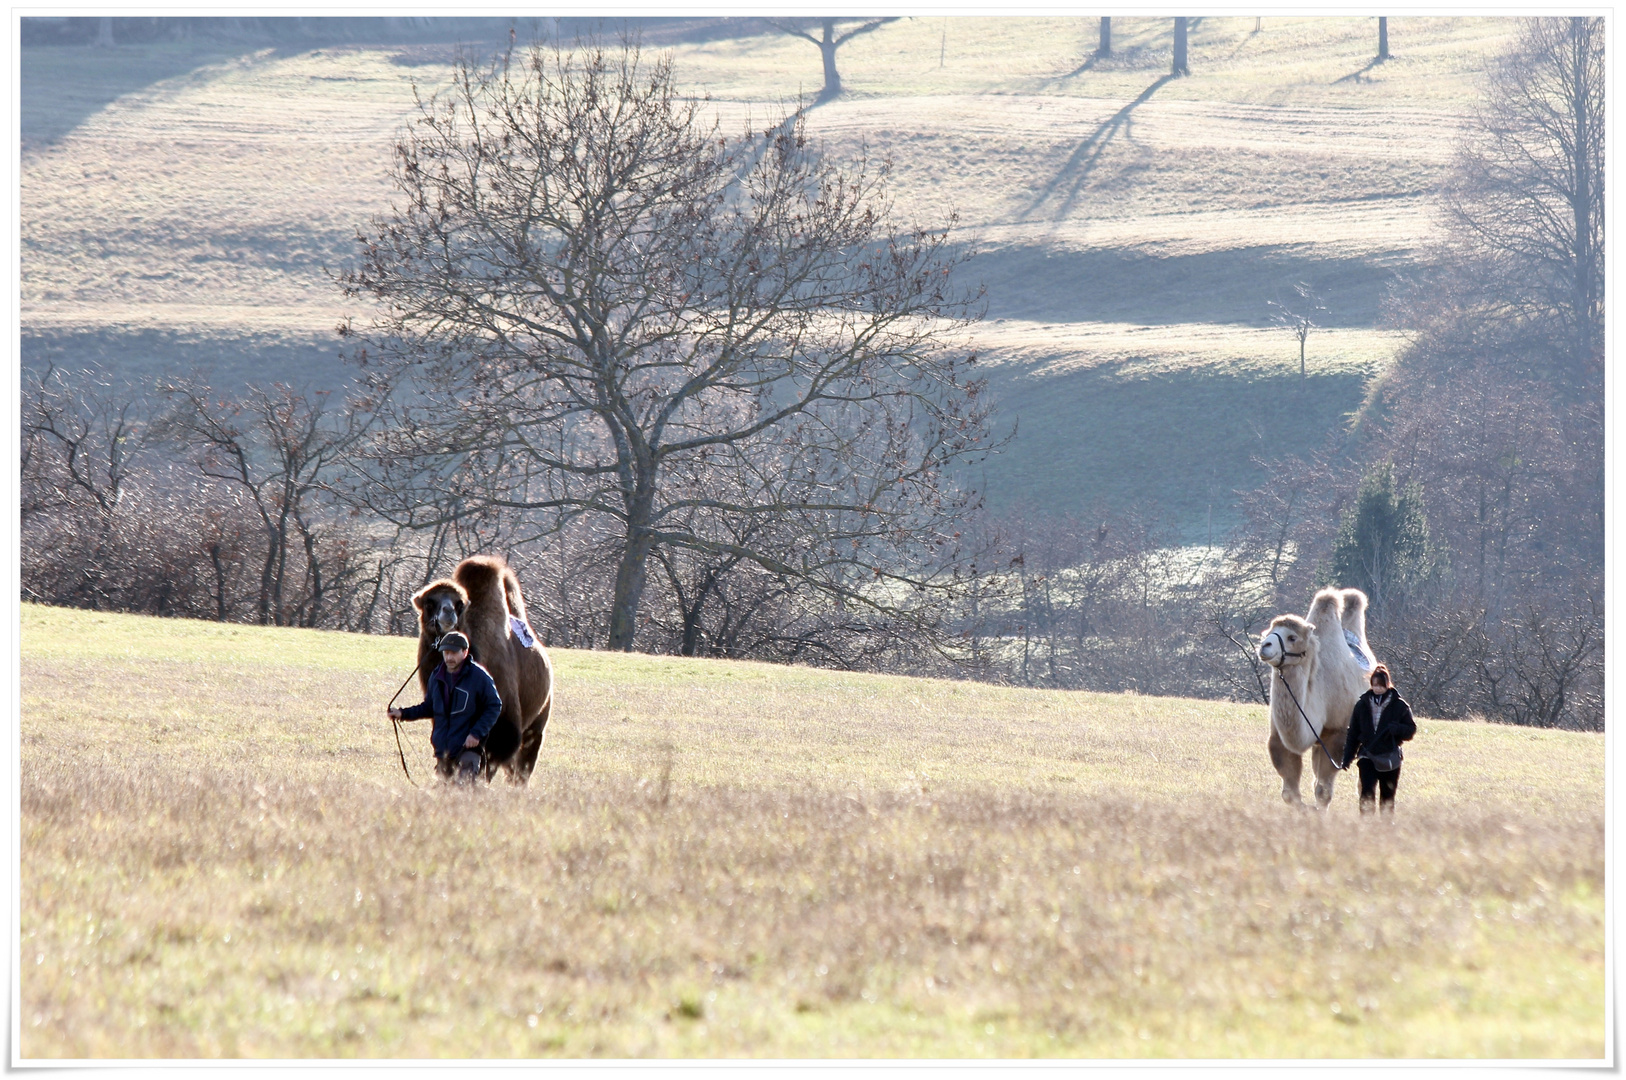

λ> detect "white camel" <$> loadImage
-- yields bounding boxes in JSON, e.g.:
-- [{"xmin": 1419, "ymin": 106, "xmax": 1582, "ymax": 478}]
[{"xmin": 1257, "ymin": 587, "xmax": 1376, "ymax": 808}]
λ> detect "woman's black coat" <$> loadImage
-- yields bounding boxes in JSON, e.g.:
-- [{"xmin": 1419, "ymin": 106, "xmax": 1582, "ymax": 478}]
[{"xmin": 1340, "ymin": 690, "xmax": 1416, "ymax": 771}]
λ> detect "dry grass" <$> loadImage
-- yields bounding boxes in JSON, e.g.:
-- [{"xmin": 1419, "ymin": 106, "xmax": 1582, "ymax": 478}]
[{"xmin": 20, "ymin": 604, "xmax": 1604, "ymax": 1059}]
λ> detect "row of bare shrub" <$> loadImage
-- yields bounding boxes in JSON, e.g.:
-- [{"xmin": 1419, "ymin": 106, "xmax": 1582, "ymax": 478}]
[
  {"xmin": 20, "ymin": 364, "xmax": 954, "ymax": 676},
  {"xmin": 20, "ymin": 358, "xmax": 1600, "ymax": 728},
  {"xmin": 962, "ymin": 499, "xmax": 1601, "ymax": 732},
  {"xmin": 21, "ymin": 366, "xmax": 423, "ymax": 633}
]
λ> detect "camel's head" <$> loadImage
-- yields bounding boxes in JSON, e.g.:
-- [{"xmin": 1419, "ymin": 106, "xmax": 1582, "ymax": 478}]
[
  {"xmin": 1258, "ymin": 614, "xmax": 1313, "ymax": 669},
  {"xmin": 412, "ymin": 579, "xmax": 468, "ymax": 641}
]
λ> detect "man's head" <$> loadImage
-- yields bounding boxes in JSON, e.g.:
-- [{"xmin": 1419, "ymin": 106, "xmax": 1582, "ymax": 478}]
[
  {"xmin": 440, "ymin": 631, "xmax": 471, "ymax": 671},
  {"xmin": 1369, "ymin": 664, "xmax": 1392, "ymax": 693}
]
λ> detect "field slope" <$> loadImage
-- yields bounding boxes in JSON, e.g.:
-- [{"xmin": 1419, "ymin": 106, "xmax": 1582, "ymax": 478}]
[
  {"xmin": 19, "ymin": 605, "xmax": 1603, "ymax": 1059},
  {"xmin": 20, "ymin": 16, "xmax": 1518, "ymax": 530}
]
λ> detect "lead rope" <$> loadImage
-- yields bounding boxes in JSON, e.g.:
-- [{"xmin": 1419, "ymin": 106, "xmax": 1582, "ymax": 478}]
[
  {"xmin": 1275, "ymin": 664, "xmax": 1346, "ymax": 771},
  {"xmin": 385, "ymin": 665, "xmax": 424, "ymax": 788}
]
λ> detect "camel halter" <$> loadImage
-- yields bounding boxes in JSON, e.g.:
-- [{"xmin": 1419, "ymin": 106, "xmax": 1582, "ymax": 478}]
[
  {"xmin": 1268, "ymin": 650, "xmax": 1346, "ymax": 773},
  {"xmin": 1264, "ymin": 628, "xmax": 1305, "ymax": 661}
]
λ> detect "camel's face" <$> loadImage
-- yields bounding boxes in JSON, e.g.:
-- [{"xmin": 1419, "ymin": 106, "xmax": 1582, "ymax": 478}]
[
  {"xmin": 413, "ymin": 584, "xmax": 465, "ymax": 640},
  {"xmin": 1259, "ymin": 616, "xmax": 1312, "ymax": 668}
]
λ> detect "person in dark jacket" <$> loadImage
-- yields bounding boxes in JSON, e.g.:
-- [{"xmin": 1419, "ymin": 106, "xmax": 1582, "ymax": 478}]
[
  {"xmin": 388, "ymin": 631, "xmax": 503, "ymax": 784},
  {"xmin": 1339, "ymin": 663, "xmax": 1416, "ymax": 815}
]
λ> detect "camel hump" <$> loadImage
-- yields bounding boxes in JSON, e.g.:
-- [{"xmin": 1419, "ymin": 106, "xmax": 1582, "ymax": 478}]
[
  {"xmin": 1307, "ymin": 587, "xmax": 1343, "ymax": 630},
  {"xmin": 453, "ymin": 555, "xmax": 512, "ymax": 614},
  {"xmin": 1338, "ymin": 588, "xmax": 1374, "ymax": 670}
]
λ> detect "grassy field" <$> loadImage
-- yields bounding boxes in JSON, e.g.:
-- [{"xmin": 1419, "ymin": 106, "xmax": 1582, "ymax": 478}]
[
  {"xmin": 20, "ymin": 16, "xmax": 1519, "ymax": 527},
  {"xmin": 19, "ymin": 603, "xmax": 1604, "ymax": 1059}
]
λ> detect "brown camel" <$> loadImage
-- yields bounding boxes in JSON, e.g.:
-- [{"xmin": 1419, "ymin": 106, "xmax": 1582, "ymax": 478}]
[{"xmin": 410, "ymin": 555, "xmax": 554, "ymax": 783}]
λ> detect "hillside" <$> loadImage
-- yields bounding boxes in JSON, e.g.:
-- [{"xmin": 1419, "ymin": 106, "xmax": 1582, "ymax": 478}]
[
  {"xmin": 19, "ymin": 604, "xmax": 1603, "ymax": 1058},
  {"xmin": 20, "ymin": 16, "xmax": 1517, "ymax": 529}
]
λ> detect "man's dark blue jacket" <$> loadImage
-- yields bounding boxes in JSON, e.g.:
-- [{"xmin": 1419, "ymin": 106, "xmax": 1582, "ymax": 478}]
[{"xmin": 400, "ymin": 660, "xmax": 503, "ymax": 758}]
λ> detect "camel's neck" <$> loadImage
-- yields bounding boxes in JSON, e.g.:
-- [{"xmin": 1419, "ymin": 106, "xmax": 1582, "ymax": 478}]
[{"xmin": 1269, "ymin": 658, "xmax": 1313, "ymax": 728}]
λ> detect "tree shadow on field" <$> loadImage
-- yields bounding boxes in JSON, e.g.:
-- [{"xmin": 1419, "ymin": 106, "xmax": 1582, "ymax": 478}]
[
  {"xmin": 1334, "ymin": 56, "xmax": 1385, "ymax": 84},
  {"xmin": 968, "ymin": 243, "xmax": 1396, "ymax": 327},
  {"xmin": 20, "ymin": 40, "xmax": 247, "ymax": 152},
  {"xmin": 969, "ymin": 361, "xmax": 1373, "ymax": 533},
  {"xmin": 1022, "ymin": 73, "xmax": 1175, "ymax": 222},
  {"xmin": 21, "ymin": 328, "xmax": 352, "ymax": 395}
]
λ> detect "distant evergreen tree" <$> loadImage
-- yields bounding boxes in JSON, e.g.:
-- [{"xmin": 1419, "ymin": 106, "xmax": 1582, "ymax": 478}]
[{"xmin": 1330, "ymin": 462, "xmax": 1433, "ymax": 613}]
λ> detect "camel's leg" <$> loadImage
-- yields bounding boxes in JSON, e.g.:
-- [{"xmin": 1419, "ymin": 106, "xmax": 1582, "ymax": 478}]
[
  {"xmin": 483, "ymin": 701, "xmax": 524, "ymax": 783},
  {"xmin": 1268, "ymin": 728, "xmax": 1304, "ymax": 805},
  {"xmin": 1310, "ymin": 727, "xmax": 1347, "ymax": 809},
  {"xmin": 512, "ymin": 699, "xmax": 550, "ymax": 784}
]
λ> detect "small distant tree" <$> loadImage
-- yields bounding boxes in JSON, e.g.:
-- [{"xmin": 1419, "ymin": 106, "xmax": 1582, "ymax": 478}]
[
  {"xmin": 771, "ymin": 17, "xmax": 900, "ymax": 101},
  {"xmin": 1267, "ymin": 281, "xmax": 1327, "ymax": 379},
  {"xmin": 1330, "ymin": 461, "xmax": 1433, "ymax": 615}
]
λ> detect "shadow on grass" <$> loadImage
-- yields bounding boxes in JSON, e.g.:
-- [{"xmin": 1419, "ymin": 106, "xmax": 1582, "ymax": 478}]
[
  {"xmin": 969, "ymin": 243, "xmax": 1402, "ymax": 327},
  {"xmin": 968, "ymin": 361, "xmax": 1372, "ymax": 535},
  {"xmin": 21, "ymin": 41, "xmax": 250, "ymax": 151},
  {"xmin": 22, "ymin": 328, "xmax": 353, "ymax": 394},
  {"xmin": 1022, "ymin": 73, "xmax": 1175, "ymax": 221},
  {"xmin": 1334, "ymin": 56, "xmax": 1386, "ymax": 84}
]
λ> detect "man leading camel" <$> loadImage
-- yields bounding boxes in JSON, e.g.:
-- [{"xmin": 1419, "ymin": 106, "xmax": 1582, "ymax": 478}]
[{"xmin": 388, "ymin": 631, "xmax": 502, "ymax": 784}]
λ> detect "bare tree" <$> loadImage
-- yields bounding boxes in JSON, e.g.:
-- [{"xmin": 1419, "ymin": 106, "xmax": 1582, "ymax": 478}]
[
  {"xmin": 770, "ymin": 17, "xmax": 899, "ymax": 101},
  {"xmin": 158, "ymin": 382, "xmax": 369, "ymax": 627},
  {"xmin": 22, "ymin": 364, "xmax": 142, "ymax": 529},
  {"xmin": 1444, "ymin": 16, "xmax": 1604, "ymax": 386},
  {"xmin": 21, "ymin": 365, "xmax": 150, "ymax": 608},
  {"xmin": 342, "ymin": 38, "xmax": 993, "ymax": 652},
  {"xmin": 1096, "ymin": 17, "xmax": 1111, "ymax": 59},
  {"xmin": 1172, "ymin": 18, "xmax": 1189, "ymax": 76},
  {"xmin": 1267, "ymin": 281, "xmax": 1327, "ymax": 379}
]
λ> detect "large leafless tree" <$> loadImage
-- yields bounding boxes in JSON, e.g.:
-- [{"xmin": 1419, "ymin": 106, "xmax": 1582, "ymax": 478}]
[
  {"xmin": 1444, "ymin": 16, "xmax": 1604, "ymax": 385},
  {"xmin": 341, "ymin": 38, "xmax": 992, "ymax": 652}
]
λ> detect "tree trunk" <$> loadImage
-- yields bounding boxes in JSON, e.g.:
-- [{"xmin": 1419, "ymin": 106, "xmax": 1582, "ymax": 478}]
[
  {"xmin": 1377, "ymin": 17, "xmax": 1389, "ymax": 61},
  {"xmin": 1172, "ymin": 18, "xmax": 1189, "ymax": 76},
  {"xmin": 272, "ymin": 504, "xmax": 293, "ymax": 626},
  {"xmin": 1097, "ymin": 17, "xmax": 1111, "ymax": 58},
  {"xmin": 820, "ymin": 19, "xmax": 841, "ymax": 98},
  {"xmin": 608, "ymin": 529, "xmax": 656, "ymax": 651},
  {"xmin": 1569, "ymin": 17, "xmax": 1595, "ymax": 369},
  {"xmin": 210, "ymin": 543, "xmax": 228, "ymax": 621},
  {"xmin": 257, "ymin": 527, "xmax": 277, "ymax": 626},
  {"xmin": 95, "ymin": 17, "xmax": 114, "ymax": 48},
  {"xmin": 679, "ymin": 570, "xmax": 720, "ymax": 657},
  {"xmin": 298, "ymin": 511, "xmax": 323, "ymax": 628},
  {"xmin": 607, "ymin": 460, "xmax": 659, "ymax": 650}
]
